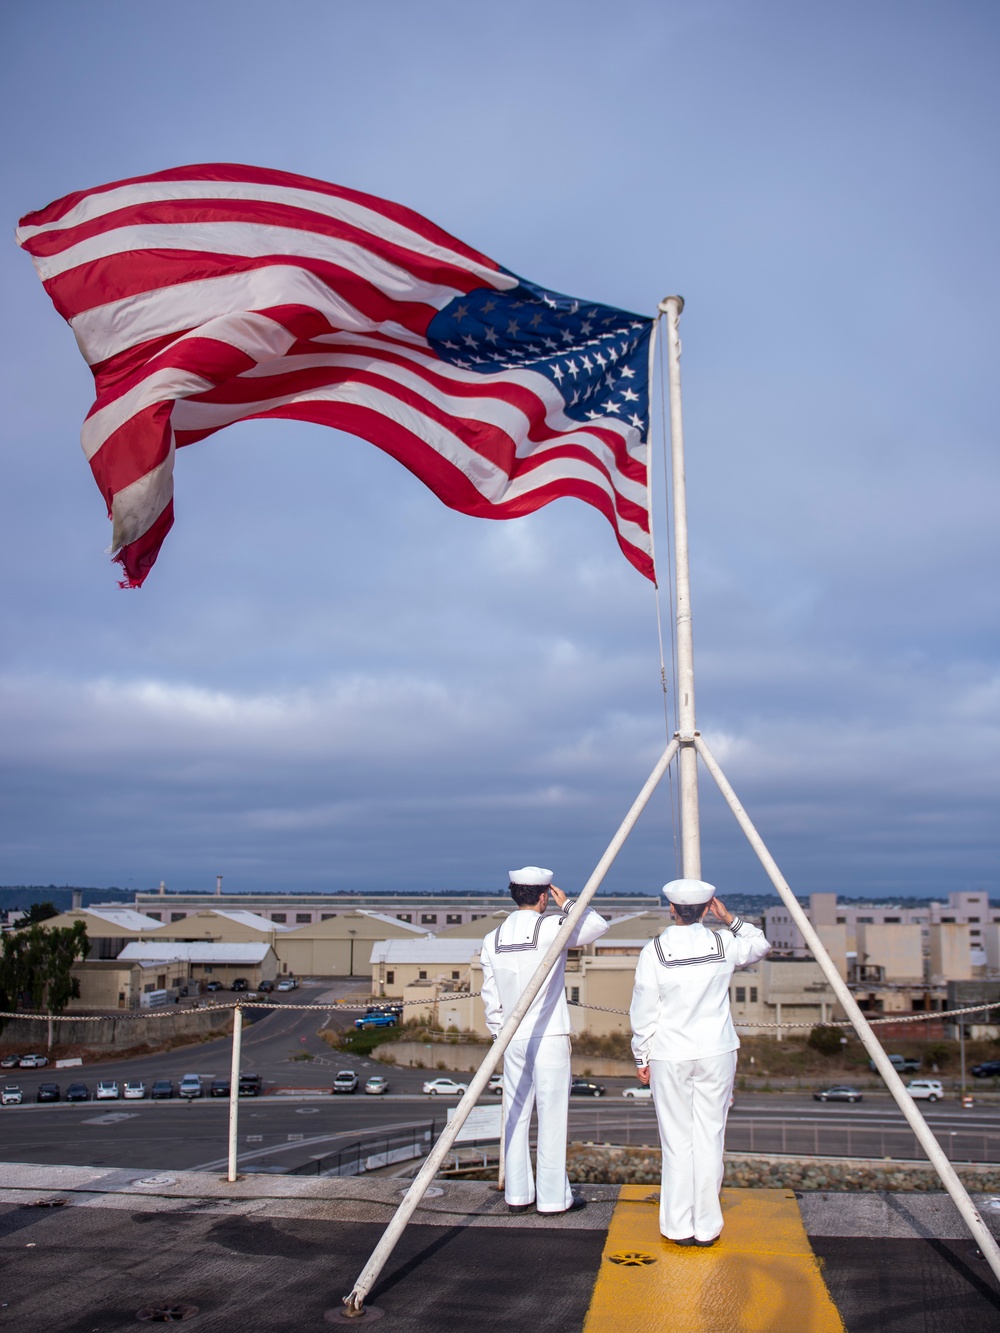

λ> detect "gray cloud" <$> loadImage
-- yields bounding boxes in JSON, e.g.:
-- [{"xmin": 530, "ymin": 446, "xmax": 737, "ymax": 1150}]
[{"xmin": 1, "ymin": 1, "xmax": 998, "ymax": 900}]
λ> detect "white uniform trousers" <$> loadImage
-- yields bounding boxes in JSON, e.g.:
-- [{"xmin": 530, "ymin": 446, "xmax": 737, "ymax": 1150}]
[
  {"xmin": 502, "ymin": 1033, "xmax": 573, "ymax": 1213},
  {"xmin": 650, "ymin": 1050, "xmax": 738, "ymax": 1242}
]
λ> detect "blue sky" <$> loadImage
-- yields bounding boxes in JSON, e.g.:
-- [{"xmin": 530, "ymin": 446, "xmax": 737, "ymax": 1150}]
[{"xmin": 1, "ymin": 1, "xmax": 997, "ymax": 900}]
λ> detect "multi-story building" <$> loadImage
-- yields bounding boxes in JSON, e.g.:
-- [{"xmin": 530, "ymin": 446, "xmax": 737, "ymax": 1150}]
[{"xmin": 766, "ymin": 891, "xmax": 997, "ymax": 966}]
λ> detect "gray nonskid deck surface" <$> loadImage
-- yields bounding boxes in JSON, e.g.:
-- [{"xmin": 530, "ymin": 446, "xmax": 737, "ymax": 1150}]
[
  {"xmin": 4, "ymin": 1165, "xmax": 1000, "ymax": 1332},
  {"xmin": 797, "ymin": 1189, "xmax": 1000, "ymax": 1240},
  {"xmin": 0, "ymin": 1161, "xmax": 617, "ymax": 1228}
]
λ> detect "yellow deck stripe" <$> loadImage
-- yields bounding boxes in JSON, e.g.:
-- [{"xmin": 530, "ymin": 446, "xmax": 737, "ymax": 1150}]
[{"xmin": 582, "ymin": 1186, "xmax": 845, "ymax": 1333}]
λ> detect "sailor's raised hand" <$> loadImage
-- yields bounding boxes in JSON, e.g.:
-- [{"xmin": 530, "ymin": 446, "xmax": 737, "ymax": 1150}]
[
  {"xmin": 709, "ymin": 896, "xmax": 733, "ymax": 926},
  {"xmin": 548, "ymin": 885, "xmax": 568, "ymax": 909}
]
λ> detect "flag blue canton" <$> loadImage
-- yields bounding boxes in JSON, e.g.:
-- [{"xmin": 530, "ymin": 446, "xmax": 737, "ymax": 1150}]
[{"xmin": 427, "ymin": 275, "xmax": 652, "ymax": 431}]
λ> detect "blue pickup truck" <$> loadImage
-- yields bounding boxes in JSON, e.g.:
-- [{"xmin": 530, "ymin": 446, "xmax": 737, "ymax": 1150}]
[{"xmin": 354, "ymin": 1012, "xmax": 398, "ymax": 1030}]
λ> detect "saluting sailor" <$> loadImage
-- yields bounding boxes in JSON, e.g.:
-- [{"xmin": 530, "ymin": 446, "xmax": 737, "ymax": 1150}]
[
  {"xmin": 630, "ymin": 879, "xmax": 771, "ymax": 1247},
  {"xmin": 480, "ymin": 866, "xmax": 609, "ymax": 1215}
]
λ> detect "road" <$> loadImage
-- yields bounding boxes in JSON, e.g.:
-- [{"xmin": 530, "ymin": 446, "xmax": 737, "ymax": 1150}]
[{"xmin": 3, "ymin": 993, "xmax": 999, "ymax": 1172}]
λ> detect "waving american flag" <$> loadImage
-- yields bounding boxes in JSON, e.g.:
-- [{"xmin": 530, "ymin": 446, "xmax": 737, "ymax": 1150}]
[{"xmin": 17, "ymin": 164, "xmax": 654, "ymax": 586}]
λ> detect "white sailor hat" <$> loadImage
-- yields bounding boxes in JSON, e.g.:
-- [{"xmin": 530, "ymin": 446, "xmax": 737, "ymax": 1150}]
[
  {"xmin": 508, "ymin": 866, "xmax": 553, "ymax": 886},
  {"xmin": 663, "ymin": 878, "xmax": 716, "ymax": 906}
]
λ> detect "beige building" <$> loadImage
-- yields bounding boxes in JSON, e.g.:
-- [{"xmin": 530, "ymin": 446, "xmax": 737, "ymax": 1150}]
[
  {"xmin": 33, "ymin": 907, "xmax": 164, "ymax": 959},
  {"xmin": 117, "ymin": 941, "xmax": 278, "ymax": 988},
  {"xmin": 854, "ymin": 923, "xmax": 923, "ymax": 984},
  {"xmin": 369, "ymin": 934, "xmax": 839, "ymax": 1042},
  {"xmin": 983, "ymin": 924, "xmax": 1000, "ymax": 975},
  {"xmin": 155, "ymin": 909, "xmax": 285, "ymax": 944},
  {"xmin": 929, "ymin": 924, "xmax": 973, "ymax": 983},
  {"xmin": 274, "ymin": 912, "xmax": 431, "ymax": 977},
  {"xmin": 69, "ymin": 957, "xmax": 189, "ymax": 1010},
  {"xmin": 151, "ymin": 906, "xmax": 427, "ymax": 976}
]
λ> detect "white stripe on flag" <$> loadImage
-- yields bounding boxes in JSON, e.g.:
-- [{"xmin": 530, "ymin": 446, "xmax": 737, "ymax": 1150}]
[{"xmin": 16, "ymin": 179, "xmax": 516, "ymax": 292}]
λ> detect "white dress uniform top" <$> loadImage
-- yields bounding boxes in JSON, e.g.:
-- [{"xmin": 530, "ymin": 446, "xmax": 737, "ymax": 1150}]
[
  {"xmin": 481, "ymin": 879, "xmax": 608, "ymax": 1213},
  {"xmin": 630, "ymin": 882, "xmax": 770, "ymax": 1243}
]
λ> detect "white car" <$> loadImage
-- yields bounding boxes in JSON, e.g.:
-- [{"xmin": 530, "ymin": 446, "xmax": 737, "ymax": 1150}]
[
  {"xmin": 276, "ymin": 978, "xmax": 297, "ymax": 992},
  {"xmin": 95, "ymin": 1080, "xmax": 119, "ymax": 1100},
  {"xmin": 333, "ymin": 1070, "xmax": 359, "ymax": 1094},
  {"xmin": 622, "ymin": 1085, "xmax": 653, "ymax": 1099},
  {"xmin": 487, "ymin": 1073, "xmax": 503, "ymax": 1096},
  {"xmin": 907, "ymin": 1079, "xmax": 944, "ymax": 1102},
  {"xmin": 423, "ymin": 1077, "xmax": 468, "ymax": 1096},
  {"xmin": 364, "ymin": 1075, "xmax": 389, "ymax": 1096},
  {"xmin": 19, "ymin": 1054, "xmax": 48, "ymax": 1068},
  {"xmin": 2, "ymin": 1085, "xmax": 24, "ymax": 1105},
  {"xmin": 123, "ymin": 1081, "xmax": 146, "ymax": 1100},
  {"xmin": 179, "ymin": 1074, "xmax": 203, "ymax": 1099}
]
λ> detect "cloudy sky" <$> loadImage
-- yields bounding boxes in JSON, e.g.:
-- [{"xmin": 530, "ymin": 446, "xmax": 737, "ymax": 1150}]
[{"xmin": 1, "ymin": 2, "xmax": 997, "ymax": 901}]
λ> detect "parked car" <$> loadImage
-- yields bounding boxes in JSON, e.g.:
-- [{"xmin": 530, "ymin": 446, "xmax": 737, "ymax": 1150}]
[
  {"xmin": 869, "ymin": 1053, "xmax": 920, "ymax": 1074},
  {"xmin": 365, "ymin": 1075, "xmax": 389, "ymax": 1096},
  {"xmin": 622, "ymin": 1085, "xmax": 653, "ymax": 1099},
  {"xmin": 231, "ymin": 978, "xmax": 249, "ymax": 992},
  {"xmin": 204, "ymin": 980, "xmax": 223, "ymax": 993},
  {"xmin": 813, "ymin": 1086, "xmax": 863, "ymax": 1103},
  {"xmin": 971, "ymin": 1060, "xmax": 1000, "ymax": 1079},
  {"xmin": 151, "ymin": 1080, "xmax": 174, "ymax": 1100},
  {"xmin": 570, "ymin": 1079, "xmax": 606, "ymax": 1098},
  {"xmin": 238, "ymin": 1074, "xmax": 262, "ymax": 1097},
  {"xmin": 123, "ymin": 1081, "xmax": 146, "ymax": 1100},
  {"xmin": 422, "ymin": 1077, "xmax": 468, "ymax": 1096},
  {"xmin": 333, "ymin": 1070, "xmax": 359, "ymax": 1094},
  {"xmin": 179, "ymin": 1074, "xmax": 203, "ymax": 1099},
  {"xmin": 354, "ymin": 1013, "xmax": 397, "ymax": 1030},
  {"xmin": 210, "ymin": 1078, "xmax": 231, "ymax": 1097},
  {"xmin": 2, "ymin": 1084, "xmax": 24, "ymax": 1105},
  {"xmin": 257, "ymin": 980, "xmax": 275, "ymax": 993},
  {"xmin": 66, "ymin": 1082, "xmax": 90, "ymax": 1102},
  {"xmin": 276, "ymin": 978, "xmax": 298, "ymax": 992},
  {"xmin": 0, "ymin": 1054, "xmax": 20, "ymax": 1069},
  {"xmin": 907, "ymin": 1079, "xmax": 944, "ymax": 1102},
  {"xmin": 488, "ymin": 1073, "xmax": 503, "ymax": 1096},
  {"xmin": 95, "ymin": 1080, "xmax": 120, "ymax": 1100},
  {"xmin": 36, "ymin": 1082, "xmax": 60, "ymax": 1103},
  {"xmin": 18, "ymin": 1054, "xmax": 48, "ymax": 1068}
]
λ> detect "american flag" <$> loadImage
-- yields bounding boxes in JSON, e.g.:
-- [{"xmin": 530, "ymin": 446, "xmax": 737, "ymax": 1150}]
[{"xmin": 17, "ymin": 164, "xmax": 654, "ymax": 586}]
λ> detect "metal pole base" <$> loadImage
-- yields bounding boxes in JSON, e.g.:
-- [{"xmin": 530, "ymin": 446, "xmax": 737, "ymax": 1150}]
[{"xmin": 328, "ymin": 1305, "xmax": 383, "ymax": 1322}]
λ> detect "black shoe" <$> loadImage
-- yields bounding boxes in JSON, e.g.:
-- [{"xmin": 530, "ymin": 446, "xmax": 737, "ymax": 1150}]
[
  {"xmin": 670, "ymin": 1236, "xmax": 697, "ymax": 1246},
  {"xmin": 694, "ymin": 1236, "xmax": 719, "ymax": 1247},
  {"xmin": 507, "ymin": 1202, "xmax": 533, "ymax": 1214},
  {"xmin": 540, "ymin": 1195, "xmax": 587, "ymax": 1215}
]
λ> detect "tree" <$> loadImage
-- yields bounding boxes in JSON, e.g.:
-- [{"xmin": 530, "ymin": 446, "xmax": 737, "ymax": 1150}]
[
  {"xmin": 20, "ymin": 902, "xmax": 60, "ymax": 926},
  {"xmin": 808, "ymin": 1024, "xmax": 845, "ymax": 1057},
  {"xmin": 0, "ymin": 922, "xmax": 89, "ymax": 1044}
]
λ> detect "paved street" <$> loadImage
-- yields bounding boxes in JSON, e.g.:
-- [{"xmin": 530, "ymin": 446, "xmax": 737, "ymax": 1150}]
[{"xmin": 4, "ymin": 992, "xmax": 1000, "ymax": 1173}]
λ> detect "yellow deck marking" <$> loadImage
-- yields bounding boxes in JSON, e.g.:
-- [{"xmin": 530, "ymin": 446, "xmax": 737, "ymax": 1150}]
[{"xmin": 582, "ymin": 1186, "xmax": 845, "ymax": 1333}]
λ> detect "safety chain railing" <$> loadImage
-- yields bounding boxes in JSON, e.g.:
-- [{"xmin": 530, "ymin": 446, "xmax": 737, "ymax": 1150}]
[{"xmin": 1, "ymin": 997, "xmax": 998, "ymax": 1029}]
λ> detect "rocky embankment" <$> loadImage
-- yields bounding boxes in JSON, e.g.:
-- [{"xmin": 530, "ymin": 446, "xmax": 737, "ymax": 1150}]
[{"xmin": 561, "ymin": 1145, "xmax": 1000, "ymax": 1192}]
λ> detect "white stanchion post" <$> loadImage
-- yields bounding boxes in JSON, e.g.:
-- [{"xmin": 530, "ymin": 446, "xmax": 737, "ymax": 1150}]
[
  {"xmin": 342, "ymin": 737, "xmax": 680, "ymax": 1315},
  {"xmin": 497, "ymin": 1085, "xmax": 506, "ymax": 1192},
  {"xmin": 694, "ymin": 732, "xmax": 1000, "ymax": 1287},
  {"xmin": 227, "ymin": 1005, "xmax": 243, "ymax": 1183}
]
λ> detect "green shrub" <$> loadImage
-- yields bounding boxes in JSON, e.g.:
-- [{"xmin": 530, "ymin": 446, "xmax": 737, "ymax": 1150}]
[{"xmin": 808, "ymin": 1025, "xmax": 845, "ymax": 1057}]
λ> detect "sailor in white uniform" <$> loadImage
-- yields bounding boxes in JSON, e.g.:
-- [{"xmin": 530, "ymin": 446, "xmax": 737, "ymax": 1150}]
[
  {"xmin": 480, "ymin": 866, "xmax": 609, "ymax": 1214},
  {"xmin": 630, "ymin": 878, "xmax": 770, "ymax": 1246}
]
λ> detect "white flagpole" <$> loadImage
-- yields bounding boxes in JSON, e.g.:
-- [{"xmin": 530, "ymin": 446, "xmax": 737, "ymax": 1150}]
[
  {"xmin": 659, "ymin": 296, "xmax": 701, "ymax": 878},
  {"xmin": 342, "ymin": 737, "xmax": 680, "ymax": 1316},
  {"xmin": 694, "ymin": 732, "xmax": 1000, "ymax": 1285}
]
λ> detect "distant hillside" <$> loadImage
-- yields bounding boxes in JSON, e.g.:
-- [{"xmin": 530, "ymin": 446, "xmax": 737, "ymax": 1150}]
[{"xmin": 0, "ymin": 886, "xmax": 133, "ymax": 912}]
